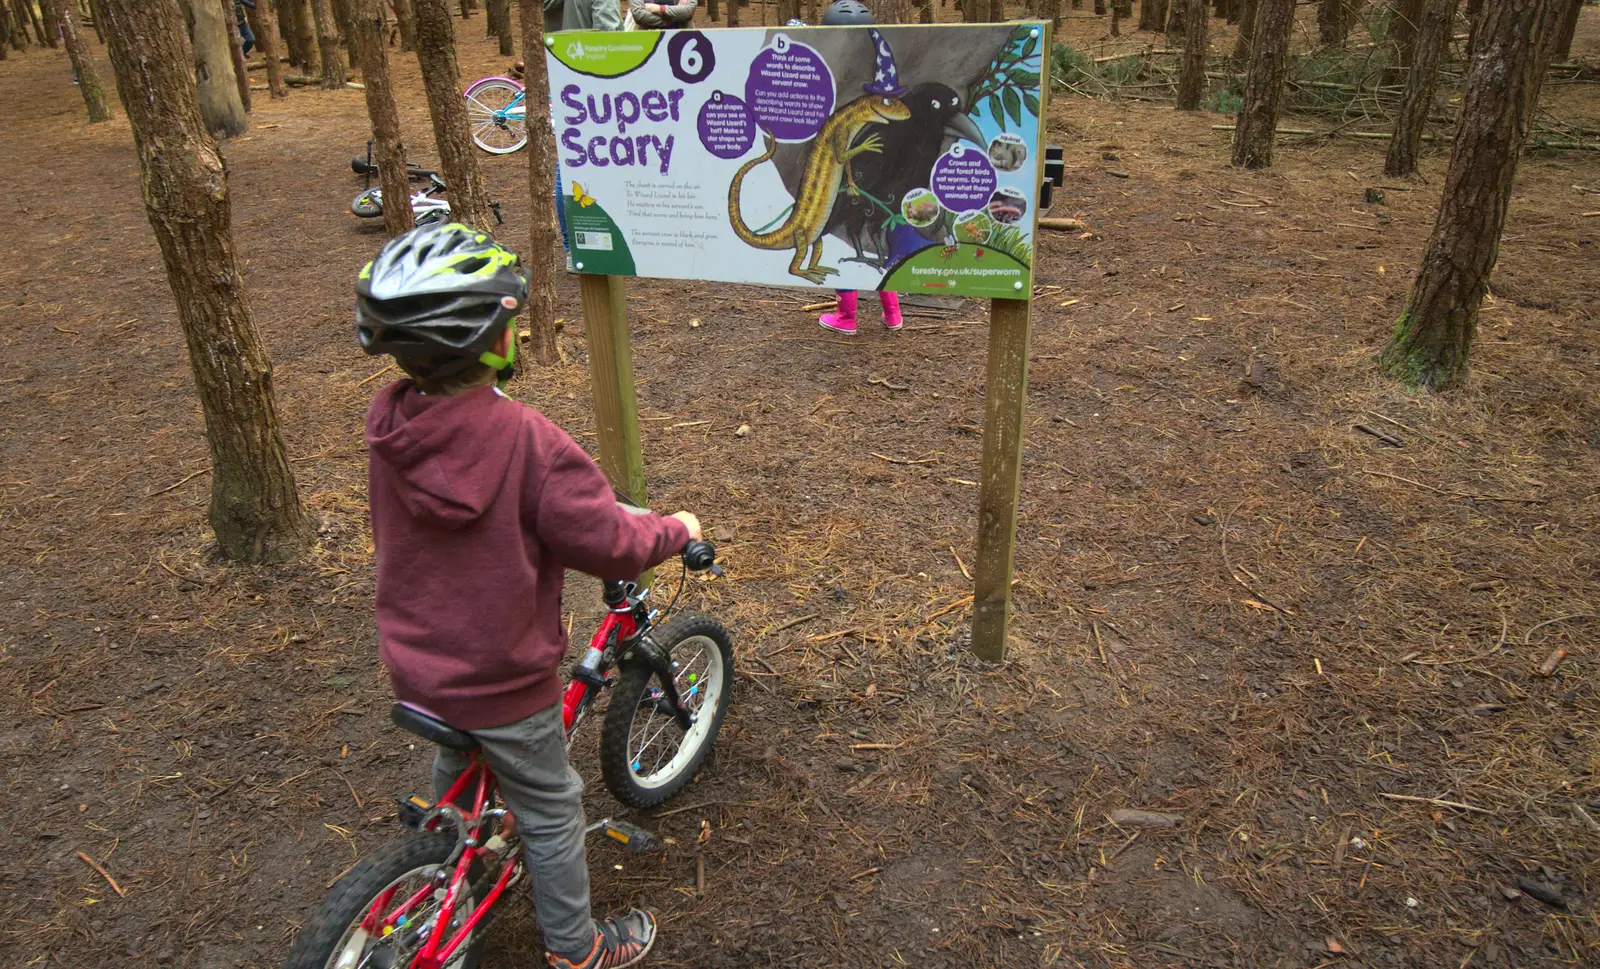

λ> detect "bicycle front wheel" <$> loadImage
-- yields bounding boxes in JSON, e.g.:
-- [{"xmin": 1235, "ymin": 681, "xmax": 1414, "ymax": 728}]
[
  {"xmin": 464, "ymin": 77, "xmax": 528, "ymax": 155},
  {"xmin": 282, "ymin": 832, "xmax": 489, "ymax": 969},
  {"xmin": 350, "ymin": 188, "xmax": 383, "ymax": 218},
  {"xmin": 600, "ymin": 613, "xmax": 734, "ymax": 809}
]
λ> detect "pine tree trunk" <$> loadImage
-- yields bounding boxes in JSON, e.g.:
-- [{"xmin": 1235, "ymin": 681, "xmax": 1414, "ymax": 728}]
[
  {"xmin": 705, "ymin": 0, "xmax": 717, "ymax": 20},
  {"xmin": 309, "ymin": 0, "xmax": 347, "ymax": 87},
  {"xmin": 1176, "ymin": 0, "xmax": 1208, "ymax": 109},
  {"xmin": 1462, "ymin": 0, "xmax": 1482, "ymax": 53},
  {"xmin": 283, "ymin": 0, "xmax": 319, "ymax": 71},
  {"xmin": 44, "ymin": 0, "xmax": 110, "ymax": 119},
  {"xmin": 1111, "ymin": 0, "xmax": 1120, "ymax": 33},
  {"xmin": 1232, "ymin": 0, "xmax": 1292, "ymax": 168},
  {"xmin": 1550, "ymin": 0, "xmax": 1582, "ymax": 61},
  {"xmin": 1231, "ymin": 0, "xmax": 1257, "ymax": 65},
  {"xmin": 1040, "ymin": 0, "xmax": 1056, "ymax": 26},
  {"xmin": 25, "ymin": 0, "xmax": 55, "ymax": 45},
  {"xmin": 1384, "ymin": 0, "xmax": 1456, "ymax": 176},
  {"xmin": 221, "ymin": 0, "xmax": 253, "ymax": 112},
  {"xmin": 349, "ymin": 0, "xmax": 413, "ymax": 237},
  {"xmin": 1317, "ymin": 0, "xmax": 1347, "ymax": 44},
  {"xmin": 98, "ymin": 0, "xmax": 315, "ymax": 563},
  {"xmin": 1139, "ymin": 0, "xmax": 1167, "ymax": 30},
  {"xmin": 0, "ymin": 2, "xmax": 11, "ymax": 56},
  {"xmin": 488, "ymin": 0, "xmax": 510, "ymax": 54},
  {"xmin": 255, "ymin": 0, "xmax": 289, "ymax": 97},
  {"xmin": 989, "ymin": 0, "xmax": 1005, "ymax": 21},
  {"xmin": 413, "ymin": 0, "xmax": 495, "ymax": 230},
  {"xmin": 87, "ymin": 0, "xmax": 105, "ymax": 43},
  {"xmin": 181, "ymin": 0, "xmax": 249, "ymax": 137},
  {"xmin": 391, "ymin": 0, "xmax": 414, "ymax": 48},
  {"xmin": 1387, "ymin": 0, "xmax": 1425, "ymax": 80},
  {"xmin": 515, "ymin": 0, "xmax": 559, "ymax": 366},
  {"xmin": 1381, "ymin": 0, "xmax": 1562, "ymax": 391}
]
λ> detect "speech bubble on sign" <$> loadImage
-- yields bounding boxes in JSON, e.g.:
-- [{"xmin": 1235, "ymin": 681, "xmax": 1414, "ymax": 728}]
[
  {"xmin": 930, "ymin": 144, "xmax": 999, "ymax": 213},
  {"xmin": 744, "ymin": 35, "xmax": 835, "ymax": 143}
]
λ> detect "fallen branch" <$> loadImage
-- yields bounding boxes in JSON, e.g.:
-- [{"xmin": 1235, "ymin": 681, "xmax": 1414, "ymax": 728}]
[
  {"xmin": 146, "ymin": 466, "xmax": 212, "ymax": 497},
  {"xmin": 1353, "ymin": 469, "xmax": 1545, "ymax": 504},
  {"xmin": 870, "ymin": 452, "xmax": 937, "ymax": 465},
  {"xmin": 1378, "ymin": 793, "xmax": 1493, "ymax": 815},
  {"xmin": 1039, "ymin": 217, "xmax": 1090, "ymax": 232},
  {"xmin": 76, "ymin": 851, "xmax": 126, "ymax": 896}
]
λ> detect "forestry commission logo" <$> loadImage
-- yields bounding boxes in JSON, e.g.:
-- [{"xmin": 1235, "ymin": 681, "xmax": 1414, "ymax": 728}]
[{"xmin": 566, "ymin": 40, "xmax": 587, "ymax": 60}]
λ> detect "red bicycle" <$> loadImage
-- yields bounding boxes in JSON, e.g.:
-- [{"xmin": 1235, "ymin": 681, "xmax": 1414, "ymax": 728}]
[{"xmin": 283, "ymin": 537, "xmax": 732, "ymax": 969}]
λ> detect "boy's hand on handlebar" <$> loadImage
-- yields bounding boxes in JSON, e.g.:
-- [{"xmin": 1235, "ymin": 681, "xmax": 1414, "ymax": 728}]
[{"xmin": 670, "ymin": 512, "xmax": 702, "ymax": 542}]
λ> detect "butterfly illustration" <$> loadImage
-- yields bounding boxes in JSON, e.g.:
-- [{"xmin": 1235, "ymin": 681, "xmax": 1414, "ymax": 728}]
[{"xmin": 572, "ymin": 182, "xmax": 597, "ymax": 208}]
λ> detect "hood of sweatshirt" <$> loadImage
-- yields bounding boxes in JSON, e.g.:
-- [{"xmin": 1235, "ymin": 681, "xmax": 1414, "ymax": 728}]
[{"xmin": 365, "ymin": 381, "xmax": 520, "ymax": 528}]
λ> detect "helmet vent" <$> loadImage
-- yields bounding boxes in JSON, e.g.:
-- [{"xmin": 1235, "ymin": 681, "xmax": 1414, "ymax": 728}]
[{"xmin": 455, "ymin": 255, "xmax": 490, "ymax": 275}]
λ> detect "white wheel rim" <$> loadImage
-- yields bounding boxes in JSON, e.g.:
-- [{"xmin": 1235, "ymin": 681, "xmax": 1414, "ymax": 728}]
[
  {"xmin": 625, "ymin": 635, "xmax": 725, "ymax": 790},
  {"xmin": 465, "ymin": 81, "xmax": 528, "ymax": 154},
  {"xmin": 324, "ymin": 863, "xmax": 477, "ymax": 969}
]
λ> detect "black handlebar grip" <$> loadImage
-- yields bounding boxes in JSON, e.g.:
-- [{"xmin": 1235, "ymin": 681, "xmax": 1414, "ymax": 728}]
[{"xmin": 682, "ymin": 541, "xmax": 717, "ymax": 572}]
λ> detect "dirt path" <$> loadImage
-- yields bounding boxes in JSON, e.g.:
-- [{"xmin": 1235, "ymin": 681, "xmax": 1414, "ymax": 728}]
[{"xmin": 2, "ymin": 11, "xmax": 1597, "ymax": 969}]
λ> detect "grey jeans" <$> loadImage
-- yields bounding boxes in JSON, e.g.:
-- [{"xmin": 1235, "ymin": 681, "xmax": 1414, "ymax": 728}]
[{"xmin": 433, "ymin": 705, "xmax": 593, "ymax": 957}]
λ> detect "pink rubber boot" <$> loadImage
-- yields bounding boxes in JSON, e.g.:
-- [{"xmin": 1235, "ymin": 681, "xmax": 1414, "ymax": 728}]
[
  {"xmin": 880, "ymin": 291, "xmax": 903, "ymax": 331},
  {"xmin": 819, "ymin": 290, "xmax": 858, "ymax": 335}
]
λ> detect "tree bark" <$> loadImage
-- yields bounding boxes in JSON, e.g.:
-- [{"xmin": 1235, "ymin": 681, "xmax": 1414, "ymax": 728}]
[
  {"xmin": 1388, "ymin": 0, "xmax": 1426, "ymax": 77},
  {"xmin": 1176, "ymin": 0, "xmax": 1208, "ymax": 109},
  {"xmin": 46, "ymin": 0, "xmax": 112, "ymax": 120},
  {"xmin": 1139, "ymin": 0, "xmax": 1168, "ymax": 30},
  {"xmin": 1462, "ymin": 0, "xmax": 1482, "ymax": 53},
  {"xmin": 23, "ymin": 0, "xmax": 54, "ymax": 45},
  {"xmin": 727, "ymin": 0, "xmax": 737, "ymax": 25},
  {"xmin": 0, "ymin": 2, "xmax": 11, "ymax": 55},
  {"xmin": 1232, "ymin": 0, "xmax": 1292, "ymax": 168},
  {"xmin": 98, "ymin": 0, "xmax": 315, "ymax": 562},
  {"xmin": 255, "ymin": 0, "xmax": 289, "ymax": 97},
  {"xmin": 1384, "ymin": 0, "xmax": 1456, "ymax": 176},
  {"xmin": 180, "ymin": 0, "xmax": 249, "ymax": 138},
  {"xmin": 221, "ymin": 0, "xmax": 253, "ymax": 112},
  {"xmin": 1381, "ymin": 0, "xmax": 1563, "ymax": 391},
  {"xmin": 391, "ymin": 0, "xmax": 414, "ymax": 48},
  {"xmin": 1550, "ymin": 0, "xmax": 1582, "ymax": 61},
  {"xmin": 413, "ymin": 0, "xmax": 495, "ymax": 230},
  {"xmin": 87, "ymin": 0, "xmax": 106, "ymax": 44},
  {"xmin": 349, "ymin": 0, "xmax": 413, "ymax": 237},
  {"xmin": 487, "ymin": 0, "xmax": 510, "ymax": 54},
  {"xmin": 1317, "ymin": 0, "xmax": 1348, "ymax": 44},
  {"xmin": 1231, "ymin": 0, "xmax": 1257, "ymax": 65},
  {"xmin": 309, "ymin": 0, "xmax": 347, "ymax": 87},
  {"xmin": 283, "ymin": 0, "xmax": 319, "ymax": 71},
  {"xmin": 516, "ymin": 0, "xmax": 559, "ymax": 366}
]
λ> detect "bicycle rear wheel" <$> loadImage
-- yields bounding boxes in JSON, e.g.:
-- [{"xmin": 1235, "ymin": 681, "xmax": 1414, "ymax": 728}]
[
  {"xmin": 465, "ymin": 77, "xmax": 528, "ymax": 155},
  {"xmin": 599, "ymin": 613, "xmax": 734, "ymax": 809},
  {"xmin": 282, "ymin": 832, "xmax": 489, "ymax": 969},
  {"xmin": 350, "ymin": 188, "xmax": 383, "ymax": 218}
]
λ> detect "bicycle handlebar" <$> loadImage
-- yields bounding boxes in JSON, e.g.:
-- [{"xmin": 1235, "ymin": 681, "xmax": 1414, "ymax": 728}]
[
  {"xmin": 351, "ymin": 157, "xmax": 438, "ymax": 179},
  {"xmin": 615, "ymin": 500, "xmax": 719, "ymax": 574}
]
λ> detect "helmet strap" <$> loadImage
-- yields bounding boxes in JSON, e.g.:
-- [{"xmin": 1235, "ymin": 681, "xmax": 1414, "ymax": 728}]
[{"xmin": 479, "ymin": 321, "xmax": 517, "ymax": 386}]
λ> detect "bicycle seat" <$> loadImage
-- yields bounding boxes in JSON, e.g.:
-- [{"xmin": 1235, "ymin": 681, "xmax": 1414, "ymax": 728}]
[{"xmin": 390, "ymin": 702, "xmax": 479, "ymax": 753}]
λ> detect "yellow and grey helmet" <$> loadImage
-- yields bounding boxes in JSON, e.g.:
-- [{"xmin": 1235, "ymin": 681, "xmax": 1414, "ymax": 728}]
[{"xmin": 355, "ymin": 222, "xmax": 529, "ymax": 379}]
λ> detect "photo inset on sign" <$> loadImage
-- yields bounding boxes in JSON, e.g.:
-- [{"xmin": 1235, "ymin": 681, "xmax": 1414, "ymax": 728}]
[
  {"xmin": 901, "ymin": 188, "xmax": 942, "ymax": 228},
  {"xmin": 988, "ymin": 187, "xmax": 1028, "ymax": 224},
  {"xmin": 987, "ymin": 132, "xmax": 1028, "ymax": 172},
  {"xmin": 954, "ymin": 209, "xmax": 995, "ymax": 245}
]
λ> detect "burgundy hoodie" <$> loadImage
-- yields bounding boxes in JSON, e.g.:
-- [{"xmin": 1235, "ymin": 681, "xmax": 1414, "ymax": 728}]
[{"xmin": 366, "ymin": 381, "xmax": 689, "ymax": 730}]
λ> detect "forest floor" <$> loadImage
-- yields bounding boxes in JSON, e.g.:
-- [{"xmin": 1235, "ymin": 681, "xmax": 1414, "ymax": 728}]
[{"xmin": 2, "ymin": 7, "xmax": 1598, "ymax": 969}]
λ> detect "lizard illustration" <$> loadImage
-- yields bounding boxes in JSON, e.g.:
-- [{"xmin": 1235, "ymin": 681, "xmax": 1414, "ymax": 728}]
[{"xmin": 727, "ymin": 93, "xmax": 912, "ymax": 284}]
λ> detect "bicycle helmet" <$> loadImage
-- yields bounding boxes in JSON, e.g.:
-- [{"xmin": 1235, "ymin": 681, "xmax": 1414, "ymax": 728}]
[
  {"xmin": 821, "ymin": 0, "xmax": 873, "ymax": 25},
  {"xmin": 355, "ymin": 222, "xmax": 528, "ymax": 380},
  {"xmin": 784, "ymin": 17, "xmax": 807, "ymax": 26}
]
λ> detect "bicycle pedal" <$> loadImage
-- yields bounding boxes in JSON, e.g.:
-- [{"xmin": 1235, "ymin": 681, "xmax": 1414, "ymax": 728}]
[
  {"xmin": 397, "ymin": 795, "xmax": 431, "ymax": 831},
  {"xmin": 596, "ymin": 819, "xmax": 660, "ymax": 853}
]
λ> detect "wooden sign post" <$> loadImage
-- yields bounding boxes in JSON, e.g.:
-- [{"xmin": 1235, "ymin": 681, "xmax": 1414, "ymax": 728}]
[{"xmin": 970, "ymin": 296, "xmax": 1033, "ymax": 662}]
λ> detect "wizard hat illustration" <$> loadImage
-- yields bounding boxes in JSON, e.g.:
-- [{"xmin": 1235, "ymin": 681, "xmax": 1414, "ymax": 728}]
[{"xmin": 862, "ymin": 28, "xmax": 907, "ymax": 97}]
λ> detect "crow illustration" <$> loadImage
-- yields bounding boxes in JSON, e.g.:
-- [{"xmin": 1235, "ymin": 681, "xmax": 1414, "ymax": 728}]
[{"xmin": 825, "ymin": 82, "xmax": 987, "ymax": 267}]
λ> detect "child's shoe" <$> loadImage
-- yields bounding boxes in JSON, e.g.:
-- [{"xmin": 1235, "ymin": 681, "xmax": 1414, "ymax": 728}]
[
  {"xmin": 547, "ymin": 910, "xmax": 657, "ymax": 969},
  {"xmin": 819, "ymin": 290, "xmax": 858, "ymax": 335},
  {"xmin": 881, "ymin": 291, "xmax": 903, "ymax": 331}
]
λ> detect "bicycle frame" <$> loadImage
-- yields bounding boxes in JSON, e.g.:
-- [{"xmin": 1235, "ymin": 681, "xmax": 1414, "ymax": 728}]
[
  {"xmin": 377, "ymin": 577, "xmax": 694, "ymax": 968},
  {"xmin": 372, "ymin": 759, "xmax": 515, "ymax": 969}
]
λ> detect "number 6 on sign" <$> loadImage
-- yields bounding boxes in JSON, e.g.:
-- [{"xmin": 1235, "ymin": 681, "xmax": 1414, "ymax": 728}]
[{"xmin": 669, "ymin": 32, "xmax": 715, "ymax": 84}]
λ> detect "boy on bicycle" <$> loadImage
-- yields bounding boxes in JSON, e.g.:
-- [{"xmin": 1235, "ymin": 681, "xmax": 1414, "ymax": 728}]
[{"xmin": 356, "ymin": 223, "xmax": 697, "ymax": 968}]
